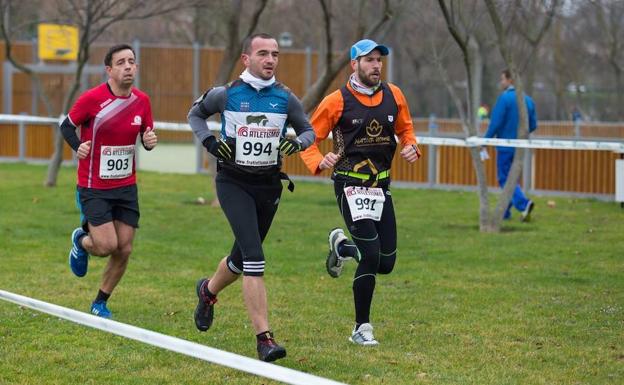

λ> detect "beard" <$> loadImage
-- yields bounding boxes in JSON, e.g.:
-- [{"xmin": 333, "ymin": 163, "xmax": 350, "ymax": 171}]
[{"xmin": 357, "ymin": 68, "xmax": 380, "ymax": 87}]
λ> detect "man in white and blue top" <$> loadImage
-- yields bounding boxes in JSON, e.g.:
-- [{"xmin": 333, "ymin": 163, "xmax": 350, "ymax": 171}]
[{"xmin": 187, "ymin": 33, "xmax": 314, "ymax": 362}]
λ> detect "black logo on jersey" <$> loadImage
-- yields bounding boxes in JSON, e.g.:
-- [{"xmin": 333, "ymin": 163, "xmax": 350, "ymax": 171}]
[{"xmin": 246, "ymin": 114, "xmax": 269, "ymax": 126}]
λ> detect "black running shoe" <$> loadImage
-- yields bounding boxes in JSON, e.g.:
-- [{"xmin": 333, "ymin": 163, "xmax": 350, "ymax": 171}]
[
  {"xmin": 194, "ymin": 278, "xmax": 217, "ymax": 331},
  {"xmin": 257, "ymin": 332, "xmax": 287, "ymax": 362},
  {"xmin": 521, "ymin": 200, "xmax": 535, "ymax": 222}
]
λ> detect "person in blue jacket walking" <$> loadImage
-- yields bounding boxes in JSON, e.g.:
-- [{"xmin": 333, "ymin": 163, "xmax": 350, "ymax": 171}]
[{"xmin": 484, "ymin": 69, "xmax": 537, "ymax": 221}]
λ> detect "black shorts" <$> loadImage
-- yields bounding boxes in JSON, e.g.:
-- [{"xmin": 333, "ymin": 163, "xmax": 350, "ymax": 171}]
[
  {"xmin": 216, "ymin": 169, "xmax": 283, "ymax": 277},
  {"xmin": 76, "ymin": 184, "xmax": 140, "ymax": 231}
]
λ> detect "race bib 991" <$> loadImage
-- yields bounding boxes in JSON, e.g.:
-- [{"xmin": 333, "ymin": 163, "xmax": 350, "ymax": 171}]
[
  {"xmin": 235, "ymin": 126, "xmax": 280, "ymax": 166},
  {"xmin": 99, "ymin": 145, "xmax": 134, "ymax": 179},
  {"xmin": 344, "ymin": 186, "xmax": 386, "ymax": 221}
]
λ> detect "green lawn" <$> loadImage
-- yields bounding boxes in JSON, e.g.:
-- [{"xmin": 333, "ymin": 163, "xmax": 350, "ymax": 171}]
[{"xmin": 0, "ymin": 163, "xmax": 622, "ymax": 385}]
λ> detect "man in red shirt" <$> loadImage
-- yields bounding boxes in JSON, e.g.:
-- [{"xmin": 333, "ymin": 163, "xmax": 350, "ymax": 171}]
[{"xmin": 61, "ymin": 44, "xmax": 157, "ymax": 318}]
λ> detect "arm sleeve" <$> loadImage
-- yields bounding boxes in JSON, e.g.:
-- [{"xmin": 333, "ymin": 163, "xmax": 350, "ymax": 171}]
[
  {"xmin": 286, "ymin": 93, "xmax": 315, "ymax": 149},
  {"xmin": 141, "ymin": 96, "xmax": 155, "ymax": 151},
  {"xmin": 299, "ymin": 91, "xmax": 342, "ymax": 175},
  {"xmin": 63, "ymin": 92, "xmax": 93, "ymax": 151},
  {"xmin": 388, "ymin": 84, "xmax": 417, "ymax": 147},
  {"xmin": 485, "ymin": 95, "xmax": 505, "ymax": 138},
  {"xmin": 187, "ymin": 86, "xmax": 227, "ymax": 143},
  {"xmin": 60, "ymin": 117, "xmax": 81, "ymax": 152}
]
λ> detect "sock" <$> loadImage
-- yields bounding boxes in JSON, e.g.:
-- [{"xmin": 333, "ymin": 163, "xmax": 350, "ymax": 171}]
[
  {"xmin": 202, "ymin": 281, "xmax": 217, "ymax": 299},
  {"xmin": 338, "ymin": 240, "xmax": 359, "ymax": 260},
  {"xmin": 256, "ymin": 330, "xmax": 273, "ymax": 341},
  {"xmin": 355, "ymin": 323, "xmax": 362, "ymax": 331},
  {"xmin": 94, "ymin": 289, "xmax": 110, "ymax": 303}
]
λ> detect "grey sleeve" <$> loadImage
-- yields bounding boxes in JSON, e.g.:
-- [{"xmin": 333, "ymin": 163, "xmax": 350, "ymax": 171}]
[
  {"xmin": 187, "ymin": 86, "xmax": 227, "ymax": 143},
  {"xmin": 286, "ymin": 93, "xmax": 315, "ymax": 149}
]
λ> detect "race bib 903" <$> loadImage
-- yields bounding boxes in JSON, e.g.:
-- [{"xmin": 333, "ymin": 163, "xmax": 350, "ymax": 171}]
[
  {"xmin": 99, "ymin": 145, "xmax": 134, "ymax": 179},
  {"xmin": 235, "ymin": 126, "xmax": 280, "ymax": 166},
  {"xmin": 344, "ymin": 186, "xmax": 386, "ymax": 221}
]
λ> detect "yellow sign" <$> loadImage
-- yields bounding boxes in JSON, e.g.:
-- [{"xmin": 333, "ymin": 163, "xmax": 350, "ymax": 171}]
[{"xmin": 38, "ymin": 24, "xmax": 79, "ymax": 61}]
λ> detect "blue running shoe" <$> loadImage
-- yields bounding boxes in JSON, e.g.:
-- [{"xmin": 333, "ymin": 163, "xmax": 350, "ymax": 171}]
[
  {"xmin": 69, "ymin": 227, "xmax": 89, "ymax": 277},
  {"xmin": 90, "ymin": 300, "xmax": 112, "ymax": 318}
]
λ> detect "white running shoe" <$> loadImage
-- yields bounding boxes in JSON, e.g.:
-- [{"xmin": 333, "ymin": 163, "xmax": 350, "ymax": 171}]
[{"xmin": 349, "ymin": 323, "xmax": 379, "ymax": 346}]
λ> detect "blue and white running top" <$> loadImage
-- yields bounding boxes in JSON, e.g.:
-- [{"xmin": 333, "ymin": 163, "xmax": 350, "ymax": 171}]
[{"xmin": 188, "ymin": 79, "xmax": 315, "ymax": 176}]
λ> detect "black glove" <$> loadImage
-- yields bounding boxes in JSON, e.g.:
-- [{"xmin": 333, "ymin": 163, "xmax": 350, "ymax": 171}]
[
  {"xmin": 202, "ymin": 136, "xmax": 232, "ymax": 160},
  {"xmin": 278, "ymin": 137, "xmax": 302, "ymax": 156}
]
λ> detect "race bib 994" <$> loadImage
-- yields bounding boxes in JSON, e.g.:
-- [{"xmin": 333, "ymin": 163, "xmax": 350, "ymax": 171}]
[{"xmin": 235, "ymin": 125, "xmax": 280, "ymax": 166}]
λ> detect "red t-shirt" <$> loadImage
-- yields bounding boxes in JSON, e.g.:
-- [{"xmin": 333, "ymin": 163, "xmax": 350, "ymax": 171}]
[{"xmin": 68, "ymin": 83, "xmax": 154, "ymax": 189}]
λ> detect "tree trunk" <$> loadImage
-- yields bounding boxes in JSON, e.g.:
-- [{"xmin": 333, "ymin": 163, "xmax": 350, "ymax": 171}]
[
  {"xmin": 44, "ymin": 46, "xmax": 89, "ymax": 187},
  {"xmin": 44, "ymin": 127, "xmax": 65, "ymax": 187},
  {"xmin": 469, "ymin": 37, "xmax": 482, "ymax": 134},
  {"xmin": 469, "ymin": 147, "xmax": 491, "ymax": 232},
  {"xmin": 204, "ymin": 0, "xmax": 268, "ymax": 207},
  {"xmin": 206, "ymin": 1, "xmax": 241, "ymax": 207},
  {"xmin": 613, "ymin": 63, "xmax": 623, "ymax": 121},
  {"xmin": 467, "ymin": 35, "xmax": 493, "ymax": 231},
  {"xmin": 483, "ymin": 0, "xmax": 529, "ymax": 231},
  {"xmin": 301, "ymin": 56, "xmax": 349, "ymax": 113},
  {"xmin": 435, "ymin": 1, "xmax": 495, "ymax": 232},
  {"xmin": 300, "ymin": 0, "xmax": 394, "ymax": 113},
  {"xmin": 213, "ymin": 0, "xmax": 243, "ymax": 85}
]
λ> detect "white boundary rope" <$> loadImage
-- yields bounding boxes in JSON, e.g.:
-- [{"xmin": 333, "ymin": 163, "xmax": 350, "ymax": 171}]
[
  {"xmin": 0, "ymin": 289, "xmax": 348, "ymax": 385},
  {"xmin": 1, "ymin": 113, "xmax": 622, "ymax": 152}
]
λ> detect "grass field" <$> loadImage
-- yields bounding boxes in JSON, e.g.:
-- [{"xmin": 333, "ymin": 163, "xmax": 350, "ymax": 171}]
[{"xmin": 0, "ymin": 163, "xmax": 622, "ymax": 385}]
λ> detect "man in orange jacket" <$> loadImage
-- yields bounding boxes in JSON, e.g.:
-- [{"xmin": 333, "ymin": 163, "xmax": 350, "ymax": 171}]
[{"xmin": 300, "ymin": 39, "xmax": 421, "ymax": 345}]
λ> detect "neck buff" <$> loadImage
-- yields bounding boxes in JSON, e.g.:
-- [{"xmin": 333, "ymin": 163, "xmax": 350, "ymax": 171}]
[
  {"xmin": 240, "ymin": 69, "xmax": 276, "ymax": 91},
  {"xmin": 349, "ymin": 73, "xmax": 380, "ymax": 96}
]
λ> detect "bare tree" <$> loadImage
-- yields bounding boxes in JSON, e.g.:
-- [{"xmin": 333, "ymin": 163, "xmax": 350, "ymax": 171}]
[
  {"xmin": 590, "ymin": 0, "xmax": 624, "ymax": 120},
  {"xmin": 189, "ymin": 0, "xmax": 268, "ymax": 208},
  {"xmin": 300, "ymin": 0, "xmax": 400, "ymax": 113},
  {"xmin": 1, "ymin": 0, "xmax": 197, "ymax": 187},
  {"xmin": 513, "ymin": 0, "xmax": 559, "ymax": 95},
  {"xmin": 483, "ymin": 0, "xmax": 531, "ymax": 231},
  {"xmin": 436, "ymin": 0, "xmax": 558, "ymax": 232},
  {"xmin": 1, "ymin": 1, "xmax": 58, "ymax": 118},
  {"xmin": 484, "ymin": 0, "xmax": 557, "ymax": 231},
  {"xmin": 436, "ymin": 0, "xmax": 494, "ymax": 231},
  {"xmin": 211, "ymin": 0, "xmax": 268, "ymax": 85}
]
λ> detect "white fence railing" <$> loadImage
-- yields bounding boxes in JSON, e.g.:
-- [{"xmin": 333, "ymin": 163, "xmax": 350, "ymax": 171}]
[{"xmin": 2, "ymin": 113, "xmax": 623, "ymax": 201}]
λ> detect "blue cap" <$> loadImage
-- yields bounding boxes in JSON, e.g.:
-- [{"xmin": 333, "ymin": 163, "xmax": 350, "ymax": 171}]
[{"xmin": 350, "ymin": 39, "xmax": 389, "ymax": 60}]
